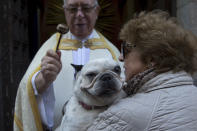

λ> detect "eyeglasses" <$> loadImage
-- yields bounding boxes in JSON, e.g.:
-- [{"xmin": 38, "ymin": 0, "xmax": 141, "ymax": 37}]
[
  {"xmin": 64, "ymin": 4, "xmax": 97, "ymax": 14},
  {"xmin": 121, "ymin": 42, "xmax": 136, "ymax": 59}
]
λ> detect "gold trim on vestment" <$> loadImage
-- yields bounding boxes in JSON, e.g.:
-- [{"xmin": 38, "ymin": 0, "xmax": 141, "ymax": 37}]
[
  {"xmin": 56, "ymin": 32, "xmax": 118, "ymax": 61},
  {"xmin": 27, "ymin": 66, "xmax": 43, "ymax": 131},
  {"xmin": 14, "ymin": 114, "xmax": 23, "ymax": 131},
  {"xmin": 25, "ymin": 46, "xmax": 58, "ymax": 131},
  {"xmin": 21, "ymin": 31, "xmax": 118, "ymax": 131}
]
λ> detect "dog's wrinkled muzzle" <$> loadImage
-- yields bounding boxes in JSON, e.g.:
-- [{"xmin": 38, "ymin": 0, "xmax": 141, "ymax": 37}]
[{"xmin": 81, "ymin": 70, "xmax": 124, "ymax": 90}]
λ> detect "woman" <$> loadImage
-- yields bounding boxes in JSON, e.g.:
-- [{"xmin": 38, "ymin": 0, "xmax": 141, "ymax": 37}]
[{"xmin": 87, "ymin": 10, "xmax": 197, "ymax": 131}]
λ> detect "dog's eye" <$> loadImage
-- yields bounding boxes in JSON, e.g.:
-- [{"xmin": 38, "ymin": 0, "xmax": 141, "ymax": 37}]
[
  {"xmin": 114, "ymin": 66, "xmax": 121, "ymax": 73},
  {"xmin": 86, "ymin": 72, "xmax": 97, "ymax": 78}
]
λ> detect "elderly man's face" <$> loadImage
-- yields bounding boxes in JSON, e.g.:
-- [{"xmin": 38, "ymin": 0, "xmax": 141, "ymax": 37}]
[{"xmin": 64, "ymin": 0, "xmax": 99, "ymax": 39}]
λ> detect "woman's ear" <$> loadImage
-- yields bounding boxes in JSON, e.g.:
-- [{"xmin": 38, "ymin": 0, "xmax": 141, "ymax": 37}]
[
  {"xmin": 149, "ymin": 62, "xmax": 155, "ymax": 68},
  {"xmin": 146, "ymin": 57, "xmax": 156, "ymax": 69}
]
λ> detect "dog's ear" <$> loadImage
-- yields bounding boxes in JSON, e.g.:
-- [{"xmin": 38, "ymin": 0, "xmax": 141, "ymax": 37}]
[
  {"xmin": 71, "ymin": 64, "xmax": 83, "ymax": 79},
  {"xmin": 71, "ymin": 64, "xmax": 83, "ymax": 73}
]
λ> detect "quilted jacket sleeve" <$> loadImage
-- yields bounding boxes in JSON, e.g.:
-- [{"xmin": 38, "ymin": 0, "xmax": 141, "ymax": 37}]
[{"xmin": 87, "ymin": 109, "xmax": 135, "ymax": 131}]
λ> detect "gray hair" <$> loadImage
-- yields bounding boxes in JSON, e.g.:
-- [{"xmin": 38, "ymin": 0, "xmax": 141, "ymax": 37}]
[{"xmin": 63, "ymin": 0, "xmax": 98, "ymax": 7}]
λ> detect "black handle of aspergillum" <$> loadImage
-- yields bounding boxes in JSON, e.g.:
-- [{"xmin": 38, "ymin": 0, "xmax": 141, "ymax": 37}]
[
  {"xmin": 55, "ymin": 24, "xmax": 69, "ymax": 52},
  {"xmin": 55, "ymin": 34, "xmax": 63, "ymax": 52}
]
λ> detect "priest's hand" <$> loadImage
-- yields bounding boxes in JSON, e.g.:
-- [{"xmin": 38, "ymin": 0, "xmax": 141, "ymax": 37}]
[{"xmin": 35, "ymin": 49, "xmax": 62, "ymax": 94}]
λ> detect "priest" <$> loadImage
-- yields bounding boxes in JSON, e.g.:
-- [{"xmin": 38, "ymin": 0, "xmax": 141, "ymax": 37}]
[{"xmin": 14, "ymin": 0, "xmax": 122, "ymax": 130}]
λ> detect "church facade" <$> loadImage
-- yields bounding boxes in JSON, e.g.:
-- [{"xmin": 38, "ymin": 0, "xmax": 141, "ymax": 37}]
[{"xmin": 0, "ymin": 0, "xmax": 196, "ymax": 130}]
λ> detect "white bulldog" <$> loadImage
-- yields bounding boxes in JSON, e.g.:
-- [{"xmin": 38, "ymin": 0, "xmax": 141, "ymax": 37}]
[{"xmin": 56, "ymin": 58, "xmax": 126, "ymax": 131}]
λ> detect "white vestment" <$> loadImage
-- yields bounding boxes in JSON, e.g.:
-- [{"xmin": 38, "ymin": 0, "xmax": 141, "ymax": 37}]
[{"xmin": 14, "ymin": 30, "xmax": 122, "ymax": 131}]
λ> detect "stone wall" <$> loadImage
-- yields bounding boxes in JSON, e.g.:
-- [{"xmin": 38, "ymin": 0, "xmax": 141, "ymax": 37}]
[
  {"xmin": 0, "ymin": 0, "xmax": 30, "ymax": 130},
  {"xmin": 177, "ymin": 0, "xmax": 197, "ymax": 34},
  {"xmin": 177, "ymin": 0, "xmax": 197, "ymax": 85}
]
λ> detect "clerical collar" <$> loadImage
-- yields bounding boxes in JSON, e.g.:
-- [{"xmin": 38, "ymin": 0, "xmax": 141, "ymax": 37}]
[{"xmin": 71, "ymin": 30, "xmax": 98, "ymax": 43}]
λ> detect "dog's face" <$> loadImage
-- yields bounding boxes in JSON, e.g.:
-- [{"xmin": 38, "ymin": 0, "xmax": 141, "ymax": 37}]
[{"xmin": 73, "ymin": 58, "xmax": 125, "ymax": 106}]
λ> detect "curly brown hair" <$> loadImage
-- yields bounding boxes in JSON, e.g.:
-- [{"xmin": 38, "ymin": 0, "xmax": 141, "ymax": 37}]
[{"xmin": 120, "ymin": 10, "xmax": 197, "ymax": 74}]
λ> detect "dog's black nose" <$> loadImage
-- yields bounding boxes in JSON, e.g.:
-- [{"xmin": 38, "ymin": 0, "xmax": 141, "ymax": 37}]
[{"xmin": 100, "ymin": 74, "xmax": 112, "ymax": 81}]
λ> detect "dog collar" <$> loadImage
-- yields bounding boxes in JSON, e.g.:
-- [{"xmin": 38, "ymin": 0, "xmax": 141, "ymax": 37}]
[{"xmin": 78, "ymin": 101, "xmax": 108, "ymax": 110}]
